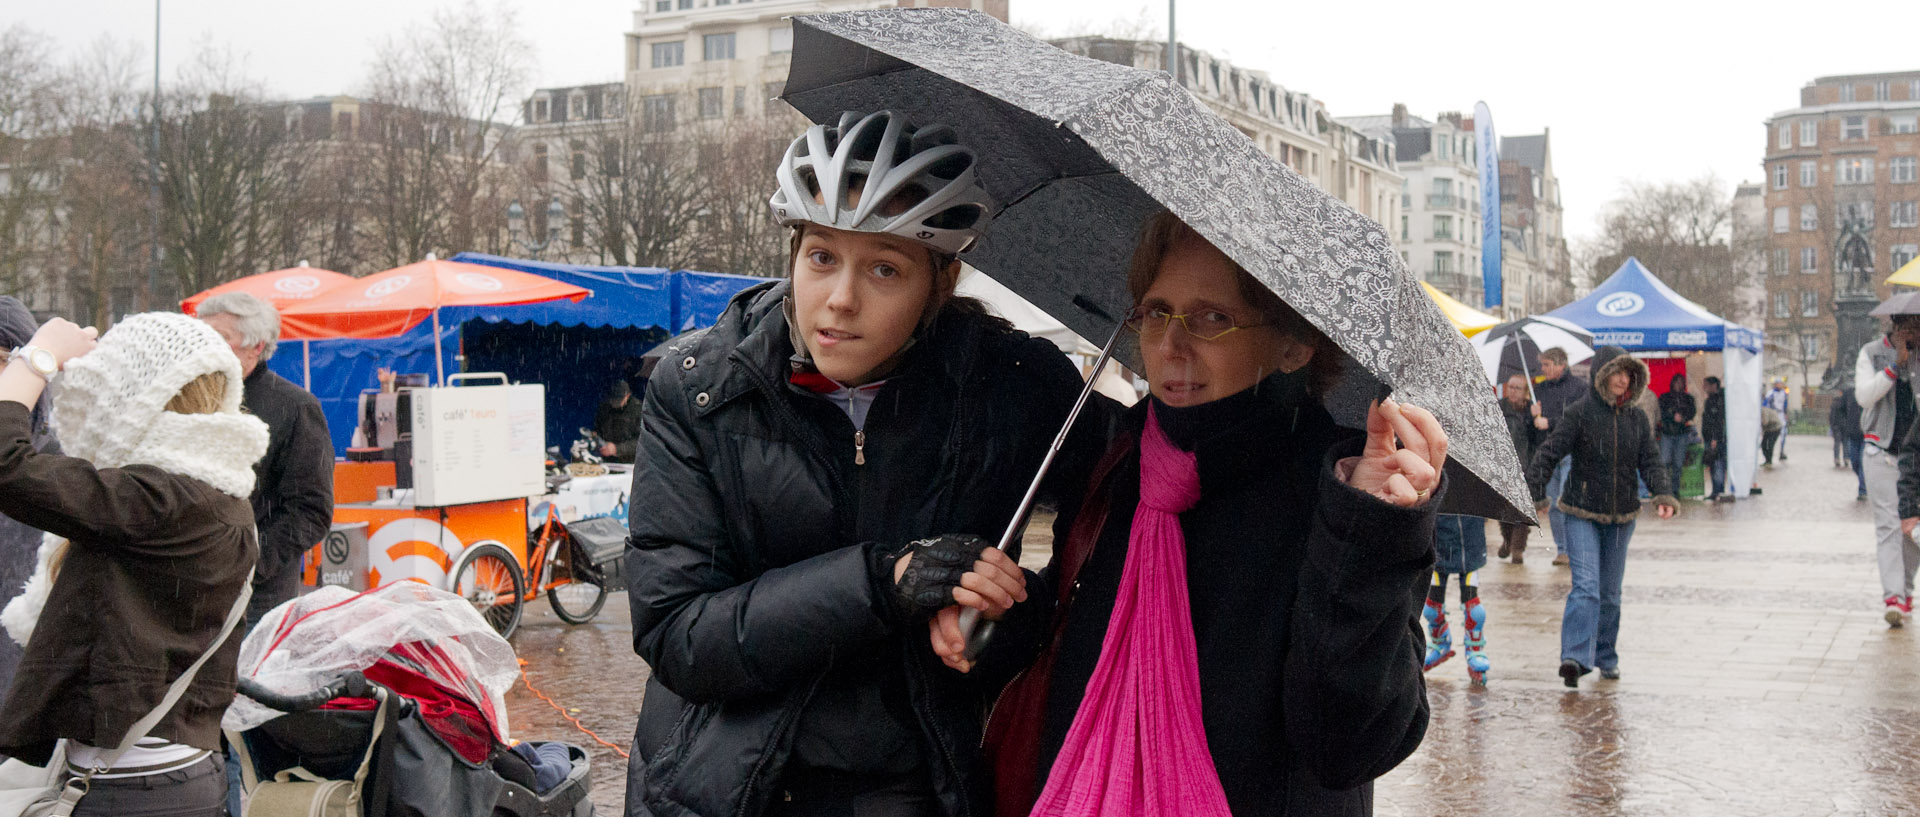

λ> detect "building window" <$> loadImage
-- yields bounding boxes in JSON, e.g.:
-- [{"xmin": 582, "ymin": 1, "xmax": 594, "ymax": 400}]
[
  {"xmin": 1800, "ymin": 119, "xmax": 1818, "ymax": 146},
  {"xmin": 643, "ymin": 94, "xmax": 675, "ymax": 131},
  {"xmin": 704, "ymin": 33, "xmax": 736, "ymax": 61},
  {"xmin": 769, "ymin": 24, "xmax": 793, "ymax": 53},
  {"xmin": 1433, "ymin": 251, "xmax": 1455, "ymax": 274},
  {"xmin": 1893, "ymin": 156, "xmax": 1918, "ymax": 183},
  {"xmin": 1774, "ymin": 164, "xmax": 1788, "ymax": 189},
  {"xmin": 1400, "ymin": 215, "xmax": 1408, "ymax": 241},
  {"xmin": 1802, "ymin": 247, "xmax": 1818, "ymax": 273},
  {"xmin": 1801, "ymin": 290, "xmax": 1819, "ymax": 317},
  {"xmin": 1774, "ymin": 206, "xmax": 1789, "ymax": 233},
  {"xmin": 1895, "ymin": 244, "xmax": 1919, "ymax": 271},
  {"xmin": 1801, "ymin": 333, "xmax": 1822, "ymax": 360},
  {"xmin": 1840, "ymin": 158, "xmax": 1874, "ymax": 184},
  {"xmin": 1841, "ymin": 84, "xmax": 1856, "ymax": 103},
  {"xmin": 1877, "ymin": 81, "xmax": 1890, "ymax": 101},
  {"xmin": 698, "ymin": 87, "xmax": 722, "ymax": 119},
  {"xmin": 604, "ymin": 91, "xmax": 623, "ymax": 118},
  {"xmin": 734, "ymin": 86, "xmax": 746, "ymax": 115},
  {"xmin": 570, "ymin": 140, "xmax": 586, "ymax": 180},
  {"xmin": 651, "ymin": 41, "xmax": 684, "ymax": 68},
  {"xmin": 1432, "ymin": 215, "xmax": 1454, "ymax": 240},
  {"xmin": 1912, "ymin": 80, "xmax": 1920, "ymax": 99},
  {"xmin": 1843, "ymin": 116, "xmax": 1867, "ymax": 140},
  {"xmin": 678, "ymin": 0, "xmax": 692, "ymax": 8},
  {"xmin": 655, "ymin": 0, "xmax": 669, "ymax": 10},
  {"xmin": 534, "ymin": 98, "xmax": 549, "ymax": 123},
  {"xmin": 570, "ymin": 93, "xmax": 587, "ymax": 120},
  {"xmin": 1801, "ymin": 204, "xmax": 1818, "ymax": 231},
  {"xmin": 1894, "ymin": 201, "xmax": 1920, "ymax": 228},
  {"xmin": 530, "ymin": 143, "xmax": 548, "ymax": 182},
  {"xmin": 763, "ymin": 81, "xmax": 785, "ymax": 114},
  {"xmin": 1773, "ymin": 248, "xmax": 1789, "ymax": 275},
  {"xmin": 1777, "ymin": 124, "xmax": 1790, "ymax": 149},
  {"xmin": 1895, "ymin": 117, "xmax": 1919, "ymax": 135},
  {"xmin": 1773, "ymin": 292, "xmax": 1790, "ymax": 318},
  {"xmin": 1800, "ymin": 161, "xmax": 1817, "ymax": 187}
]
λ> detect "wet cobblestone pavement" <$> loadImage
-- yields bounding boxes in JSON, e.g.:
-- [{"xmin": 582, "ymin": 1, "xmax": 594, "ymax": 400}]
[{"xmin": 506, "ymin": 434, "xmax": 1917, "ymax": 815}]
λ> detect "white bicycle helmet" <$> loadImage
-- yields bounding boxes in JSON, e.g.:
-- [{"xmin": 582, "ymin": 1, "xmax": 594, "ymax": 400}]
[{"xmin": 769, "ymin": 110, "xmax": 996, "ymax": 256}]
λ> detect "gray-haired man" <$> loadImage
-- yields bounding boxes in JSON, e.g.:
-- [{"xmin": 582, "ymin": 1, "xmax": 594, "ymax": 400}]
[{"xmin": 197, "ymin": 292, "xmax": 334, "ymax": 627}]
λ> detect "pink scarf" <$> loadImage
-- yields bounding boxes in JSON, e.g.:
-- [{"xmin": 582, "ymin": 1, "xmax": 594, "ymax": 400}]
[{"xmin": 1030, "ymin": 407, "xmax": 1233, "ymax": 817}]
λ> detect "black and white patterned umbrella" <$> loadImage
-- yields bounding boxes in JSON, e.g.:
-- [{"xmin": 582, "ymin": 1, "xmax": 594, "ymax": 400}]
[{"xmin": 782, "ymin": 9, "xmax": 1530, "ymax": 522}]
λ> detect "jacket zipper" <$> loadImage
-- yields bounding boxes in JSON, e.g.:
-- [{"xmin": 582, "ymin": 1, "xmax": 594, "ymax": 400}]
[{"xmin": 855, "ymin": 429, "xmax": 866, "ymax": 466}]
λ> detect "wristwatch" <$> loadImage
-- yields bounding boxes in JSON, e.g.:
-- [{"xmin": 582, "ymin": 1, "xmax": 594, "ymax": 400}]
[{"xmin": 8, "ymin": 345, "xmax": 58, "ymax": 382}]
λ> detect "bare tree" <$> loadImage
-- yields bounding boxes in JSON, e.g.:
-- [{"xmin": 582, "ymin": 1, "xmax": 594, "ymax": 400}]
[
  {"xmin": 150, "ymin": 46, "xmax": 306, "ymax": 297},
  {"xmin": 561, "ymin": 97, "xmax": 707, "ymax": 270},
  {"xmin": 362, "ymin": 1, "xmax": 530, "ymax": 266},
  {"xmin": 688, "ymin": 116, "xmax": 793, "ymax": 277},
  {"xmin": 50, "ymin": 38, "xmax": 149, "ymax": 326},
  {"xmin": 0, "ymin": 25, "xmax": 66, "ymax": 300},
  {"xmin": 1588, "ymin": 174, "xmax": 1753, "ymax": 323}
]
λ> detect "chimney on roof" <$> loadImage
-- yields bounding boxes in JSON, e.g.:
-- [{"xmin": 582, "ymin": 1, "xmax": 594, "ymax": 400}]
[{"xmin": 1391, "ymin": 103, "xmax": 1408, "ymax": 128}]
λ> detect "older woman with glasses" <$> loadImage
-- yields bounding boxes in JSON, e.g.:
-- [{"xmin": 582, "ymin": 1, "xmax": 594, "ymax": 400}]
[{"xmin": 979, "ymin": 211, "xmax": 1446, "ymax": 817}]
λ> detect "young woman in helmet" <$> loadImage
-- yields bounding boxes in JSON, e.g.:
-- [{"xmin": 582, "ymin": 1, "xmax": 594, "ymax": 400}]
[{"xmin": 621, "ymin": 110, "xmax": 1094, "ymax": 817}]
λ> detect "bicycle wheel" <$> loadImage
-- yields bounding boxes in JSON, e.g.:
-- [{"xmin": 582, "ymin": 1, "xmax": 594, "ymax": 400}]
[
  {"xmin": 449, "ymin": 541, "xmax": 526, "ymax": 638},
  {"xmin": 545, "ymin": 532, "xmax": 610, "ymax": 624}
]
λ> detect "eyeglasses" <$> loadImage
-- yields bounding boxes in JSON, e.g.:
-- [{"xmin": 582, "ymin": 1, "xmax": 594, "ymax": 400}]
[{"xmin": 1123, "ymin": 304, "xmax": 1267, "ymax": 341}]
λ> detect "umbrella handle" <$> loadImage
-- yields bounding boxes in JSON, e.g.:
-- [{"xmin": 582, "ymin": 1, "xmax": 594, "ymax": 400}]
[{"xmin": 958, "ymin": 319, "xmax": 1128, "ymax": 662}]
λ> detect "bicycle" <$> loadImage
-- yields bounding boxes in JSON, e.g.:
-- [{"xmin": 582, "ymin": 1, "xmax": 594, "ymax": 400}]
[{"xmin": 447, "ymin": 499, "xmax": 618, "ymax": 640}]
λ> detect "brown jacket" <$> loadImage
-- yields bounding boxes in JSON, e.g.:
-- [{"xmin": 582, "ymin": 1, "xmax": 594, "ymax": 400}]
[{"xmin": 0, "ymin": 401, "xmax": 257, "ymax": 766}]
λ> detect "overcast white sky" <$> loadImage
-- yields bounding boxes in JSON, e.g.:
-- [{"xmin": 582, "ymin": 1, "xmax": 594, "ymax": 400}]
[{"xmin": 13, "ymin": 0, "xmax": 1919, "ymax": 246}]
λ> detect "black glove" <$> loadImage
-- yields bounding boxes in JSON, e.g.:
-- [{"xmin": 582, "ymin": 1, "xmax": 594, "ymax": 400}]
[{"xmin": 887, "ymin": 533, "xmax": 993, "ymax": 623}]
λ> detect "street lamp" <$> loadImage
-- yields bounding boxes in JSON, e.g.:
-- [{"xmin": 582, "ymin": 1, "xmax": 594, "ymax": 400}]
[{"xmin": 506, "ymin": 196, "xmax": 568, "ymax": 259}]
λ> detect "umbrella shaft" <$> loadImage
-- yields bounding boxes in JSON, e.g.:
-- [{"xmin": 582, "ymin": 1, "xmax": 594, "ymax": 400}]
[{"xmin": 961, "ymin": 319, "xmax": 1127, "ymax": 659}]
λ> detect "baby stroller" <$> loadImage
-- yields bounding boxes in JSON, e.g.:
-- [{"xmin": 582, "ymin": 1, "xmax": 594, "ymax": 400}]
[{"xmin": 225, "ymin": 583, "xmax": 595, "ymax": 817}]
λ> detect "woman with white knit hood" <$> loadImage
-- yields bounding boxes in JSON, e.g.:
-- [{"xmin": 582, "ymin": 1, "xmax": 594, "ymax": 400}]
[{"xmin": 0, "ymin": 314, "xmax": 268, "ymax": 815}]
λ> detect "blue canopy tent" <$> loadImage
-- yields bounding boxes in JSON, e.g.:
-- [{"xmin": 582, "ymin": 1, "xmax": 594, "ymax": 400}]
[
  {"xmin": 268, "ymin": 254, "xmax": 762, "ymax": 455},
  {"xmin": 1546, "ymin": 257, "xmax": 1766, "ymax": 498}
]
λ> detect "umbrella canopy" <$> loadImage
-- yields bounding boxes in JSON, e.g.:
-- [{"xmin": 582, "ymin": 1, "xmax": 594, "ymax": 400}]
[
  {"xmin": 278, "ymin": 258, "xmax": 591, "ymax": 341},
  {"xmin": 782, "ymin": 9, "xmax": 1530, "ymax": 522},
  {"xmin": 1422, "ymin": 281, "xmax": 1501, "ymax": 337},
  {"xmin": 1469, "ymin": 316, "xmax": 1595, "ymax": 389},
  {"xmin": 1886, "ymin": 254, "xmax": 1920, "ymax": 288},
  {"xmin": 180, "ymin": 264, "xmax": 354, "ymax": 315},
  {"xmin": 1871, "ymin": 291, "xmax": 1920, "ymax": 317}
]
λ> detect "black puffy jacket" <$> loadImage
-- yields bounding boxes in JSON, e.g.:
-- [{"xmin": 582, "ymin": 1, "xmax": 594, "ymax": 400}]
[
  {"xmin": 1525, "ymin": 346, "xmax": 1676, "ymax": 523},
  {"xmin": 622, "ymin": 281, "xmax": 1089, "ymax": 817}
]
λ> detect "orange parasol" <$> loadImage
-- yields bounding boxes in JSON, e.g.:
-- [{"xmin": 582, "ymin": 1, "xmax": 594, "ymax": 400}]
[
  {"xmin": 279, "ymin": 257, "xmax": 592, "ymax": 383},
  {"xmin": 180, "ymin": 263, "xmax": 355, "ymax": 315}
]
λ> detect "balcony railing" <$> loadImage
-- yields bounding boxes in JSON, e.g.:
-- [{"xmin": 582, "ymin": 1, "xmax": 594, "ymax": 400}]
[{"xmin": 1427, "ymin": 193, "xmax": 1465, "ymax": 209}]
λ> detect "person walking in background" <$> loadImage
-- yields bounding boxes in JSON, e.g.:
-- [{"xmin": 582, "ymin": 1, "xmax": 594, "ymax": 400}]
[
  {"xmin": 1855, "ymin": 316, "xmax": 1920, "ymax": 626},
  {"xmin": 1701, "ymin": 377, "xmax": 1731, "ymax": 502},
  {"xmin": 0, "ymin": 297, "xmax": 55, "ymax": 698},
  {"xmin": 1834, "ymin": 384, "xmax": 1866, "ymax": 501},
  {"xmin": 1656, "ymin": 373, "xmax": 1697, "ymax": 500},
  {"xmin": 1497, "ymin": 372, "xmax": 1547, "ymax": 563},
  {"xmin": 195, "ymin": 293, "xmax": 333, "ymax": 629},
  {"xmin": 1526, "ymin": 346, "xmax": 1679, "ymax": 689},
  {"xmin": 1762, "ymin": 379, "xmax": 1791, "ymax": 466},
  {"xmin": 1533, "ymin": 347, "xmax": 1587, "ymax": 566}
]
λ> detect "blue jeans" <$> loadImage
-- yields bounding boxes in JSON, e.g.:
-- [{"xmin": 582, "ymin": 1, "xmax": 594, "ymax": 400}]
[
  {"xmin": 1658, "ymin": 433, "xmax": 1691, "ymax": 497},
  {"xmin": 1846, "ymin": 436, "xmax": 1866, "ymax": 495},
  {"xmin": 1561, "ymin": 516, "xmax": 1635, "ymax": 672},
  {"xmin": 1545, "ymin": 457, "xmax": 1572, "ymax": 555},
  {"xmin": 1709, "ymin": 451, "xmax": 1728, "ymax": 495}
]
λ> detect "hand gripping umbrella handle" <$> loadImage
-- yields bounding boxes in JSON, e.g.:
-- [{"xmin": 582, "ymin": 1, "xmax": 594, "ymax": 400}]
[{"xmin": 959, "ymin": 319, "xmax": 1127, "ymax": 662}]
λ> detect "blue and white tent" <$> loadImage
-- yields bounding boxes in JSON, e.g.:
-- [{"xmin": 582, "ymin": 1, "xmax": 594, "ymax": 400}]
[
  {"xmin": 1548, "ymin": 257, "xmax": 1762, "ymax": 353},
  {"xmin": 1547, "ymin": 257, "xmax": 1766, "ymax": 498}
]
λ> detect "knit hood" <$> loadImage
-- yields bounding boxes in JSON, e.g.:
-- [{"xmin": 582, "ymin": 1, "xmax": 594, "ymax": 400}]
[
  {"xmin": 4, "ymin": 314, "xmax": 268, "ymax": 646},
  {"xmin": 1586, "ymin": 345, "xmax": 1648, "ymax": 408},
  {"xmin": 53, "ymin": 312, "xmax": 269, "ymax": 498}
]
